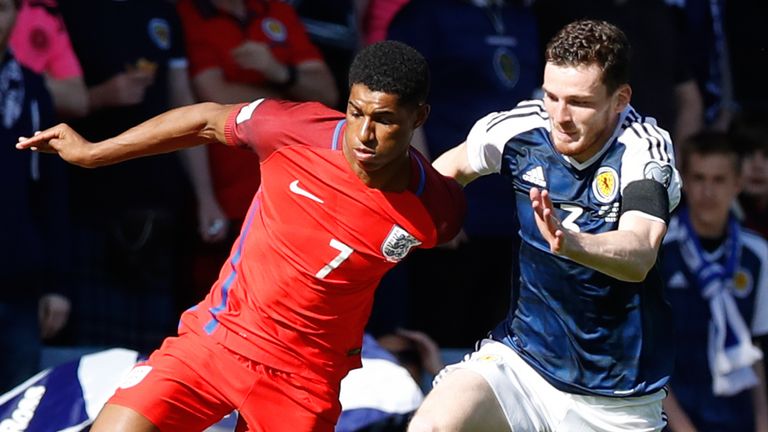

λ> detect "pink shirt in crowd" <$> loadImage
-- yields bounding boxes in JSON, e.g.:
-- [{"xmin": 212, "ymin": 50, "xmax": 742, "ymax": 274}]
[{"xmin": 10, "ymin": 0, "xmax": 83, "ymax": 79}]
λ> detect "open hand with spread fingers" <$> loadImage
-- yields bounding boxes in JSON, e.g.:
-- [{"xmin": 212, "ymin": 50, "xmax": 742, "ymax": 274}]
[{"xmin": 530, "ymin": 187, "xmax": 569, "ymax": 254}]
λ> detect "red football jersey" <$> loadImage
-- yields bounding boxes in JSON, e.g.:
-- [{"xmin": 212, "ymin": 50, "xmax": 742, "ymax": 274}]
[{"xmin": 180, "ymin": 99, "xmax": 464, "ymax": 384}]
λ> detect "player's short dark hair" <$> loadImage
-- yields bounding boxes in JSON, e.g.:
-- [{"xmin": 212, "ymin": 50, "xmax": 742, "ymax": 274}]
[
  {"xmin": 680, "ymin": 131, "xmax": 742, "ymax": 175},
  {"xmin": 348, "ymin": 41, "xmax": 430, "ymax": 107},
  {"xmin": 545, "ymin": 19, "xmax": 630, "ymax": 94}
]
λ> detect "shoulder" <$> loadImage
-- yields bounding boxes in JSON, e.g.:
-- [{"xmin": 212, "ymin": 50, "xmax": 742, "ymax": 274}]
[
  {"xmin": 469, "ymin": 99, "xmax": 548, "ymax": 144},
  {"xmin": 741, "ymin": 228, "xmax": 768, "ymax": 263},
  {"xmin": 616, "ymin": 107, "xmax": 681, "ymax": 209},
  {"xmin": 465, "ymin": 100, "xmax": 548, "ymax": 174},
  {"xmin": 228, "ymin": 98, "xmax": 344, "ymax": 154},
  {"xmin": 236, "ymin": 98, "xmax": 341, "ymax": 124},
  {"xmin": 617, "ymin": 108, "xmax": 674, "ymax": 164}
]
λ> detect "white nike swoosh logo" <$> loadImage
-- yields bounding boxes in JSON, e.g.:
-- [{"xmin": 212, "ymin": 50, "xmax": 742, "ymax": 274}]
[{"xmin": 289, "ymin": 180, "xmax": 324, "ymax": 203}]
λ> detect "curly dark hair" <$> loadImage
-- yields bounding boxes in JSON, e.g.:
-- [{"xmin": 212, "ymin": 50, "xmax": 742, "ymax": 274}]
[
  {"xmin": 348, "ymin": 41, "xmax": 429, "ymax": 107},
  {"xmin": 545, "ymin": 19, "xmax": 630, "ymax": 94}
]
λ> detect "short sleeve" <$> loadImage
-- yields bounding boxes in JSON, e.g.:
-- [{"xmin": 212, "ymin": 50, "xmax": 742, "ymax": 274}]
[
  {"xmin": 224, "ymin": 99, "xmax": 343, "ymax": 160},
  {"xmin": 618, "ymin": 115, "xmax": 682, "ymax": 214},
  {"xmin": 465, "ymin": 100, "xmax": 548, "ymax": 176}
]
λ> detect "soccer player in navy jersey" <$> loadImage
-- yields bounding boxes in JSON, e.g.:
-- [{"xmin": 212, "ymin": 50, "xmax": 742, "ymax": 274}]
[
  {"xmin": 408, "ymin": 20, "xmax": 683, "ymax": 431},
  {"xmin": 17, "ymin": 41, "xmax": 465, "ymax": 432}
]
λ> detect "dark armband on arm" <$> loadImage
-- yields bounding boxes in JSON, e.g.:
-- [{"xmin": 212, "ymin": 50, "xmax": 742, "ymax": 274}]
[{"xmin": 620, "ymin": 179, "xmax": 671, "ymax": 224}]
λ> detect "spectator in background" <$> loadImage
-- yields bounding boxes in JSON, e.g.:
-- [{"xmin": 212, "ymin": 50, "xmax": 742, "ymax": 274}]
[
  {"xmin": 377, "ymin": 329, "xmax": 444, "ymax": 388},
  {"xmin": 0, "ymin": 0, "xmax": 71, "ymax": 392},
  {"xmin": 731, "ymin": 109, "xmax": 768, "ymax": 402},
  {"xmin": 365, "ymin": 0, "xmax": 541, "ymax": 348},
  {"xmin": 56, "ymin": 0, "xmax": 197, "ymax": 353},
  {"xmin": 9, "ymin": 0, "xmax": 88, "ymax": 119},
  {"xmin": 660, "ymin": 131, "xmax": 768, "ymax": 432},
  {"xmin": 176, "ymin": 0, "xmax": 338, "ymax": 303},
  {"xmin": 731, "ymin": 109, "xmax": 768, "ymax": 240},
  {"xmin": 533, "ymin": 0, "xmax": 703, "ymax": 147},
  {"xmin": 360, "ymin": 0, "xmax": 409, "ymax": 46},
  {"xmin": 289, "ymin": 0, "xmax": 362, "ymax": 111}
]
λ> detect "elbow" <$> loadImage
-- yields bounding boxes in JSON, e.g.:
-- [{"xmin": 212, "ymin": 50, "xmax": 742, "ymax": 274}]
[{"xmin": 618, "ymin": 253, "xmax": 656, "ymax": 283}]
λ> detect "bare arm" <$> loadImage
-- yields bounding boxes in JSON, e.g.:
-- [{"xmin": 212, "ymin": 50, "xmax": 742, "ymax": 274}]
[
  {"xmin": 432, "ymin": 142, "xmax": 483, "ymax": 186},
  {"xmin": 663, "ymin": 388, "xmax": 698, "ymax": 432},
  {"xmin": 284, "ymin": 61, "xmax": 338, "ymax": 108},
  {"xmin": 193, "ymin": 68, "xmax": 283, "ymax": 104},
  {"xmin": 754, "ymin": 359, "xmax": 768, "ymax": 432},
  {"xmin": 16, "ymin": 102, "xmax": 234, "ymax": 168},
  {"xmin": 530, "ymin": 188, "xmax": 666, "ymax": 282},
  {"xmin": 673, "ymin": 79, "xmax": 703, "ymax": 149},
  {"xmin": 194, "ymin": 60, "xmax": 337, "ymax": 108},
  {"xmin": 169, "ymin": 65, "xmax": 230, "ymax": 242},
  {"xmin": 45, "ymin": 76, "xmax": 89, "ymax": 119}
]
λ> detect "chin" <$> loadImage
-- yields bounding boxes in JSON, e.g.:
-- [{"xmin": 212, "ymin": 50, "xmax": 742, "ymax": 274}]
[{"xmin": 553, "ymin": 140, "xmax": 584, "ymax": 157}]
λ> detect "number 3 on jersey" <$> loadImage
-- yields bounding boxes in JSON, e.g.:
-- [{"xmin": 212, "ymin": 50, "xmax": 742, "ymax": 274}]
[
  {"xmin": 316, "ymin": 239, "xmax": 354, "ymax": 279},
  {"xmin": 560, "ymin": 204, "xmax": 583, "ymax": 232}
]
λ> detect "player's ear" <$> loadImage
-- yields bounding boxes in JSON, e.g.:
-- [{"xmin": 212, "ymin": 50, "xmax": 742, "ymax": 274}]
[
  {"xmin": 614, "ymin": 84, "xmax": 631, "ymax": 113},
  {"xmin": 413, "ymin": 103, "xmax": 430, "ymax": 129}
]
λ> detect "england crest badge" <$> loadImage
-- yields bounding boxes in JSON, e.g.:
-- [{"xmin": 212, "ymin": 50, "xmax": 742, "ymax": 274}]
[{"xmin": 381, "ymin": 225, "xmax": 421, "ymax": 262}]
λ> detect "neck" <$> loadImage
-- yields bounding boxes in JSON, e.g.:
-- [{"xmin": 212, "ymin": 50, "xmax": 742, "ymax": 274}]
[
  {"xmin": 690, "ymin": 215, "xmax": 728, "ymax": 239},
  {"xmin": 348, "ymin": 151, "xmax": 412, "ymax": 192}
]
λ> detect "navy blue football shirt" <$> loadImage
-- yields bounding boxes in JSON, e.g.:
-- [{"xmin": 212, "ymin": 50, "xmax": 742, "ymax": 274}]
[{"xmin": 467, "ymin": 100, "xmax": 682, "ymax": 396}]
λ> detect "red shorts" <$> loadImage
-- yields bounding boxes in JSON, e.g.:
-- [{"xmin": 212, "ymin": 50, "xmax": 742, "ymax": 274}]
[{"xmin": 108, "ymin": 332, "xmax": 340, "ymax": 431}]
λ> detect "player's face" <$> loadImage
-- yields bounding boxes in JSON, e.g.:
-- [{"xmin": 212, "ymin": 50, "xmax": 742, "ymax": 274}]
[
  {"xmin": 0, "ymin": 0, "xmax": 18, "ymax": 50},
  {"xmin": 683, "ymin": 153, "xmax": 742, "ymax": 234},
  {"xmin": 542, "ymin": 63, "xmax": 630, "ymax": 163},
  {"xmin": 742, "ymin": 149, "xmax": 768, "ymax": 198},
  {"xmin": 343, "ymin": 83, "xmax": 428, "ymax": 177}
]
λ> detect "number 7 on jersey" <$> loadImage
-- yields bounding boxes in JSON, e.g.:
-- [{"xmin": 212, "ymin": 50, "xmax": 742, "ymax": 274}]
[{"xmin": 315, "ymin": 239, "xmax": 354, "ymax": 279}]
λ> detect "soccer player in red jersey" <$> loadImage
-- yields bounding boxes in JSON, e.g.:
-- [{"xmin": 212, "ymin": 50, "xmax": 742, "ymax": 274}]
[{"xmin": 17, "ymin": 41, "xmax": 465, "ymax": 432}]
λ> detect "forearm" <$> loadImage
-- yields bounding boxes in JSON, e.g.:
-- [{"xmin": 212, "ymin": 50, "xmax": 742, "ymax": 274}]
[
  {"xmin": 179, "ymin": 145, "xmax": 218, "ymax": 205},
  {"xmin": 673, "ymin": 80, "xmax": 703, "ymax": 148},
  {"xmin": 285, "ymin": 62, "xmax": 339, "ymax": 108},
  {"xmin": 45, "ymin": 76, "xmax": 89, "ymax": 119},
  {"xmin": 195, "ymin": 76, "xmax": 282, "ymax": 105},
  {"xmin": 753, "ymin": 360, "xmax": 768, "ymax": 432},
  {"xmin": 561, "ymin": 212, "xmax": 664, "ymax": 282},
  {"xmin": 89, "ymin": 102, "xmax": 231, "ymax": 167},
  {"xmin": 663, "ymin": 389, "xmax": 698, "ymax": 432}
]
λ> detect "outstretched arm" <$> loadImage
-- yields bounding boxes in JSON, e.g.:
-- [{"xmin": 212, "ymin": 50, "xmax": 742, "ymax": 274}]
[
  {"xmin": 17, "ymin": 102, "xmax": 235, "ymax": 168},
  {"xmin": 530, "ymin": 187, "xmax": 667, "ymax": 282}
]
